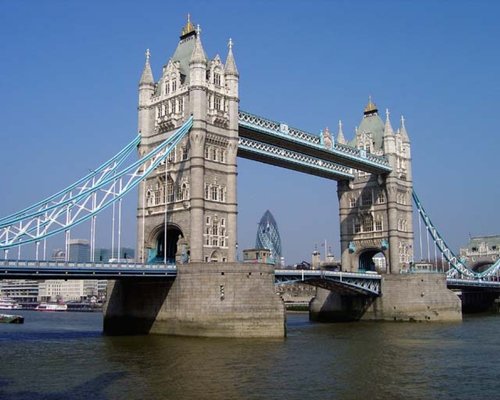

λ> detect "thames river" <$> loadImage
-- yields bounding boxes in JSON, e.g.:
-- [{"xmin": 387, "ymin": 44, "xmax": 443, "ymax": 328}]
[{"xmin": 0, "ymin": 311, "xmax": 499, "ymax": 399}]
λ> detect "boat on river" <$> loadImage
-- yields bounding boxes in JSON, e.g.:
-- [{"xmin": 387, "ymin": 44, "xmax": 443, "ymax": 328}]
[
  {"xmin": 35, "ymin": 302, "xmax": 68, "ymax": 312},
  {"xmin": 0, "ymin": 297, "xmax": 22, "ymax": 310},
  {"xmin": 0, "ymin": 313, "xmax": 24, "ymax": 324}
]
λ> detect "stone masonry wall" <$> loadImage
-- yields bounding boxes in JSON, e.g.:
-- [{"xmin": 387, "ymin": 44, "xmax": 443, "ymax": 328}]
[{"xmin": 104, "ymin": 262, "xmax": 285, "ymax": 337}]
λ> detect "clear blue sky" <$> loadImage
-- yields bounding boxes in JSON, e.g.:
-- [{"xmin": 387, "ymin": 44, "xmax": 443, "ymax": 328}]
[{"xmin": 1, "ymin": 0, "xmax": 499, "ymax": 264}]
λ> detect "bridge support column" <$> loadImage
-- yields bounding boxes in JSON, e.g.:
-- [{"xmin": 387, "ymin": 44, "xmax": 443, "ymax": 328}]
[
  {"xmin": 310, "ymin": 274, "xmax": 461, "ymax": 322},
  {"xmin": 103, "ymin": 263, "xmax": 285, "ymax": 337}
]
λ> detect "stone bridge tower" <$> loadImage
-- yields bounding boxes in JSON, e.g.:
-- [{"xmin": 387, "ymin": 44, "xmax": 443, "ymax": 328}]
[
  {"xmin": 337, "ymin": 99, "xmax": 413, "ymax": 273},
  {"xmin": 136, "ymin": 18, "xmax": 239, "ymax": 264}
]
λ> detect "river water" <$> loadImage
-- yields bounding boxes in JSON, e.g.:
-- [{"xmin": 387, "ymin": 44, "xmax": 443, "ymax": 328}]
[{"xmin": 0, "ymin": 311, "xmax": 499, "ymax": 399}]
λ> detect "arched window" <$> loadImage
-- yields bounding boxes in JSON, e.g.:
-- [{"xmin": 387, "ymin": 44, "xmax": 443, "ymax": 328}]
[
  {"xmin": 211, "ymin": 186, "xmax": 218, "ymax": 201},
  {"xmin": 353, "ymin": 217, "xmax": 361, "ymax": 234},
  {"xmin": 214, "ymin": 72, "xmax": 221, "ymax": 86},
  {"xmin": 362, "ymin": 190, "xmax": 372, "ymax": 206},
  {"xmin": 214, "ymin": 96, "xmax": 222, "ymax": 110},
  {"xmin": 167, "ymin": 176, "xmax": 174, "ymax": 202},
  {"xmin": 375, "ymin": 215, "xmax": 383, "ymax": 231},
  {"xmin": 363, "ymin": 215, "xmax": 373, "ymax": 232}
]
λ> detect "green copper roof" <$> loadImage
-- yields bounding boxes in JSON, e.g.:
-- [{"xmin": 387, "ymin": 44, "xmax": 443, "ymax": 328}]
[
  {"xmin": 350, "ymin": 112, "xmax": 385, "ymax": 151},
  {"xmin": 170, "ymin": 33, "xmax": 197, "ymax": 79}
]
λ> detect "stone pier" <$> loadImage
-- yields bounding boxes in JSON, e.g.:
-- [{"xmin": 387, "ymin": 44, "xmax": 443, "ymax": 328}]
[
  {"xmin": 104, "ymin": 263, "xmax": 286, "ymax": 337},
  {"xmin": 310, "ymin": 273, "xmax": 462, "ymax": 322}
]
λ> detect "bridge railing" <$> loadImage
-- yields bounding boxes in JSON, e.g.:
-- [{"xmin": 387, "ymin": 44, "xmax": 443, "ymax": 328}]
[{"xmin": 239, "ymin": 110, "xmax": 391, "ymax": 170}]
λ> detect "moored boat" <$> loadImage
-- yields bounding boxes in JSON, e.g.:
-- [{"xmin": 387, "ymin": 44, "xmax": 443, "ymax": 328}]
[
  {"xmin": 0, "ymin": 313, "xmax": 24, "ymax": 324},
  {"xmin": 0, "ymin": 297, "xmax": 22, "ymax": 310},
  {"xmin": 35, "ymin": 302, "xmax": 68, "ymax": 312}
]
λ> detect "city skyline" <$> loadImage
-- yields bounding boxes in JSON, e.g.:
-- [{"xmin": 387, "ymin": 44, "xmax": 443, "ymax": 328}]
[{"xmin": 1, "ymin": 1, "xmax": 499, "ymax": 264}]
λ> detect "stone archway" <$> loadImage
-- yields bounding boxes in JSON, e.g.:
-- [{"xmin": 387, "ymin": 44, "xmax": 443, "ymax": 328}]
[
  {"xmin": 209, "ymin": 250, "xmax": 221, "ymax": 263},
  {"xmin": 153, "ymin": 224, "xmax": 183, "ymax": 264},
  {"xmin": 358, "ymin": 249, "xmax": 386, "ymax": 272}
]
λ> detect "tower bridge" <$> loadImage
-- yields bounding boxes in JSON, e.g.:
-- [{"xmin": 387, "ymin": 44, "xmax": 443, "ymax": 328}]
[{"xmin": 1, "ymin": 17, "xmax": 499, "ymax": 336}]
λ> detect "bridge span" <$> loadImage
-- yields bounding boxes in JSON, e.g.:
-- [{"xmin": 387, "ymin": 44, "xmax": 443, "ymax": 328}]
[{"xmin": 2, "ymin": 260, "xmax": 499, "ymax": 297}]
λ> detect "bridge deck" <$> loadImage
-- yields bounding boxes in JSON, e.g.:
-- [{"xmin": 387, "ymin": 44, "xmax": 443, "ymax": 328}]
[{"xmin": 0, "ymin": 260, "xmax": 177, "ymax": 280}]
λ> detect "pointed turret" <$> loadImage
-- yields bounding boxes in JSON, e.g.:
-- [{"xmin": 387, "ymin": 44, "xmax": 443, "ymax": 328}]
[
  {"xmin": 139, "ymin": 49, "xmax": 154, "ymax": 87},
  {"xmin": 337, "ymin": 120, "xmax": 346, "ymax": 144},
  {"xmin": 225, "ymin": 38, "xmax": 239, "ymax": 77},
  {"xmin": 384, "ymin": 108, "xmax": 394, "ymax": 137},
  {"xmin": 189, "ymin": 24, "xmax": 207, "ymax": 65},
  {"xmin": 382, "ymin": 107, "xmax": 396, "ymax": 155},
  {"xmin": 138, "ymin": 49, "xmax": 155, "ymax": 138},
  {"xmin": 400, "ymin": 115, "xmax": 410, "ymax": 143}
]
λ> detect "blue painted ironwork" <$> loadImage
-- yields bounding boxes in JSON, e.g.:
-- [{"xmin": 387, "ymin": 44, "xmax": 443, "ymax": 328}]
[
  {"xmin": 274, "ymin": 269, "xmax": 381, "ymax": 296},
  {"xmin": 0, "ymin": 135, "xmax": 141, "ymax": 226},
  {"xmin": 413, "ymin": 190, "xmax": 500, "ymax": 279},
  {"xmin": 238, "ymin": 110, "xmax": 392, "ymax": 174},
  {"xmin": 238, "ymin": 137, "xmax": 353, "ymax": 180},
  {"xmin": 0, "ymin": 118, "xmax": 193, "ymax": 250},
  {"xmin": 447, "ymin": 278, "xmax": 500, "ymax": 289},
  {"xmin": 0, "ymin": 259, "xmax": 177, "ymax": 279}
]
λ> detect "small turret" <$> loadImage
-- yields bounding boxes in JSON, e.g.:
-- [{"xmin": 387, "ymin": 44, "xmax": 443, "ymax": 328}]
[
  {"xmin": 225, "ymin": 38, "xmax": 239, "ymax": 77},
  {"xmin": 384, "ymin": 108, "xmax": 394, "ymax": 136},
  {"xmin": 400, "ymin": 115, "xmax": 410, "ymax": 143},
  {"xmin": 383, "ymin": 108, "xmax": 396, "ymax": 155},
  {"xmin": 139, "ymin": 48, "xmax": 154, "ymax": 87},
  {"xmin": 337, "ymin": 120, "xmax": 346, "ymax": 144},
  {"xmin": 138, "ymin": 49, "xmax": 155, "ymax": 137},
  {"xmin": 189, "ymin": 25, "xmax": 207, "ymax": 66}
]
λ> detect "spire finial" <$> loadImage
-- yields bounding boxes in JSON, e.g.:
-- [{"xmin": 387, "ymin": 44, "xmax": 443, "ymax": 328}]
[
  {"xmin": 364, "ymin": 95, "xmax": 378, "ymax": 115},
  {"xmin": 196, "ymin": 24, "xmax": 201, "ymax": 36},
  {"xmin": 145, "ymin": 48, "xmax": 151, "ymax": 62},
  {"xmin": 181, "ymin": 13, "xmax": 196, "ymax": 37},
  {"xmin": 401, "ymin": 115, "xmax": 405, "ymax": 127},
  {"xmin": 225, "ymin": 36, "xmax": 239, "ymax": 76},
  {"xmin": 336, "ymin": 119, "xmax": 346, "ymax": 144},
  {"xmin": 384, "ymin": 107, "xmax": 394, "ymax": 136}
]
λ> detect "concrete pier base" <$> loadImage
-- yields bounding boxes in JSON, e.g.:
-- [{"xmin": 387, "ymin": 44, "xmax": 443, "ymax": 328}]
[
  {"xmin": 103, "ymin": 263, "xmax": 285, "ymax": 337},
  {"xmin": 310, "ymin": 273, "xmax": 462, "ymax": 322}
]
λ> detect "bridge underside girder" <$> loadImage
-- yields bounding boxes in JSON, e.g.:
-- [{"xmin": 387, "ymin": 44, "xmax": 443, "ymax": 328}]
[
  {"xmin": 275, "ymin": 272, "xmax": 381, "ymax": 296},
  {"xmin": 237, "ymin": 138, "xmax": 353, "ymax": 180}
]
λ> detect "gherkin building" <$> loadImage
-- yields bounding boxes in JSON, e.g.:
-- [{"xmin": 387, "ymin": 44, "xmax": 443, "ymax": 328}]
[{"xmin": 256, "ymin": 210, "xmax": 282, "ymax": 265}]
